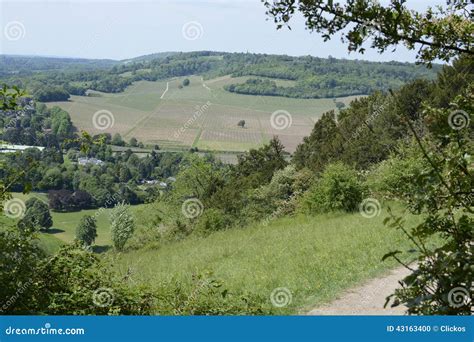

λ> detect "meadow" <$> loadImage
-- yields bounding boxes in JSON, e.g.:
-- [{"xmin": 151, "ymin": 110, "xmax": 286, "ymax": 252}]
[
  {"xmin": 49, "ymin": 75, "xmax": 359, "ymax": 153},
  {"xmin": 5, "ymin": 192, "xmax": 421, "ymax": 313},
  {"xmin": 8, "ymin": 193, "xmax": 148, "ymax": 252}
]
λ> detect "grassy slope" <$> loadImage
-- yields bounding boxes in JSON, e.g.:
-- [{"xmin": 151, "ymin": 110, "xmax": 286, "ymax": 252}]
[
  {"xmin": 5, "ymin": 192, "xmax": 420, "ymax": 313},
  {"xmin": 113, "ymin": 204, "xmax": 420, "ymax": 312}
]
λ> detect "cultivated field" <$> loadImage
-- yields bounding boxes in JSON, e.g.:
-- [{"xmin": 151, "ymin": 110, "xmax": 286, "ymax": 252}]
[{"xmin": 49, "ymin": 75, "xmax": 360, "ymax": 153}]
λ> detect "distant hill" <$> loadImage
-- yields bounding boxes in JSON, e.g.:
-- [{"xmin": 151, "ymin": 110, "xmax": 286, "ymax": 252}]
[
  {"xmin": 0, "ymin": 51, "xmax": 441, "ymax": 99},
  {"xmin": 0, "ymin": 55, "xmax": 118, "ymax": 76}
]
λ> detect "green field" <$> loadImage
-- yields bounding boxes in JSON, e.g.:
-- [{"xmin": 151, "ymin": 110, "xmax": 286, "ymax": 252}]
[
  {"xmin": 9, "ymin": 193, "xmax": 148, "ymax": 250},
  {"xmin": 49, "ymin": 75, "xmax": 360, "ymax": 153}
]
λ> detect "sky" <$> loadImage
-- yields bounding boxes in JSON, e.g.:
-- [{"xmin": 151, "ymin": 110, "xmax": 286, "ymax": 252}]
[{"xmin": 0, "ymin": 0, "xmax": 445, "ymax": 62}]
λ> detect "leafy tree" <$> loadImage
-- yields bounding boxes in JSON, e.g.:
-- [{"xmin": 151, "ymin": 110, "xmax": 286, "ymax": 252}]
[
  {"xmin": 110, "ymin": 202, "xmax": 135, "ymax": 251},
  {"xmin": 383, "ymin": 82, "xmax": 473, "ymax": 315},
  {"xmin": 335, "ymin": 101, "xmax": 345, "ymax": 110},
  {"xmin": 182, "ymin": 78, "xmax": 190, "ymax": 86},
  {"xmin": 111, "ymin": 133, "xmax": 125, "ymax": 146},
  {"xmin": 263, "ymin": 0, "xmax": 473, "ymax": 65},
  {"xmin": 237, "ymin": 120, "xmax": 245, "ymax": 128},
  {"xmin": 75, "ymin": 215, "xmax": 97, "ymax": 247},
  {"xmin": 18, "ymin": 197, "xmax": 53, "ymax": 231},
  {"xmin": 129, "ymin": 137, "xmax": 138, "ymax": 147}
]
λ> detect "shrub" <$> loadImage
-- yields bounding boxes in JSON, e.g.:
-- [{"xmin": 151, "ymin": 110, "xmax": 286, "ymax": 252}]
[
  {"xmin": 110, "ymin": 203, "xmax": 135, "ymax": 251},
  {"xmin": 300, "ymin": 162, "xmax": 364, "ymax": 213},
  {"xmin": 365, "ymin": 141, "xmax": 427, "ymax": 201},
  {"xmin": 194, "ymin": 208, "xmax": 232, "ymax": 236},
  {"xmin": 75, "ymin": 215, "xmax": 97, "ymax": 247},
  {"xmin": 153, "ymin": 272, "xmax": 272, "ymax": 315},
  {"xmin": 17, "ymin": 198, "xmax": 53, "ymax": 231},
  {"xmin": 0, "ymin": 229, "xmax": 154, "ymax": 315}
]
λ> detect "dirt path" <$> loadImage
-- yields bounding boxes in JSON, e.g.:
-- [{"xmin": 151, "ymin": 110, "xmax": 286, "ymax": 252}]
[
  {"xmin": 160, "ymin": 82, "xmax": 169, "ymax": 99},
  {"xmin": 308, "ymin": 267, "xmax": 410, "ymax": 315}
]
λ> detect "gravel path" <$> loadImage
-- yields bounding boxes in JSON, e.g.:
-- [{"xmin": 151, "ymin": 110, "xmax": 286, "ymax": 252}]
[{"xmin": 308, "ymin": 267, "xmax": 410, "ymax": 315}]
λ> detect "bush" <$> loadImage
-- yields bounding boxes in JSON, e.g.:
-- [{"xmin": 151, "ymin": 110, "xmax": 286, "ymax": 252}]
[
  {"xmin": 365, "ymin": 141, "xmax": 427, "ymax": 201},
  {"xmin": 153, "ymin": 272, "xmax": 272, "ymax": 315},
  {"xmin": 110, "ymin": 203, "xmax": 135, "ymax": 251},
  {"xmin": 300, "ymin": 162, "xmax": 365, "ymax": 213},
  {"xmin": 17, "ymin": 198, "xmax": 53, "ymax": 231},
  {"xmin": 75, "ymin": 215, "xmax": 97, "ymax": 247},
  {"xmin": 0, "ymin": 229, "xmax": 155, "ymax": 315},
  {"xmin": 194, "ymin": 208, "xmax": 231, "ymax": 236}
]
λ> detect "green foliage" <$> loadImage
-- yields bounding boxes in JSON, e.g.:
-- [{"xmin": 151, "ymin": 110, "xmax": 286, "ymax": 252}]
[
  {"xmin": 0, "ymin": 228, "xmax": 44, "ymax": 314},
  {"xmin": 300, "ymin": 162, "xmax": 365, "ymax": 214},
  {"xmin": 18, "ymin": 197, "xmax": 53, "ymax": 231},
  {"xmin": 0, "ymin": 232, "xmax": 155, "ymax": 314},
  {"xmin": 243, "ymin": 165, "xmax": 310, "ymax": 222},
  {"xmin": 153, "ymin": 272, "xmax": 270, "ymax": 315},
  {"xmin": 194, "ymin": 208, "xmax": 232, "ymax": 236},
  {"xmin": 0, "ymin": 84, "xmax": 25, "ymax": 110},
  {"xmin": 75, "ymin": 215, "xmax": 97, "ymax": 247},
  {"xmin": 384, "ymin": 85, "xmax": 473, "ymax": 315},
  {"xmin": 263, "ymin": 0, "xmax": 472, "ymax": 65},
  {"xmin": 182, "ymin": 78, "xmax": 190, "ymax": 86},
  {"xmin": 110, "ymin": 203, "xmax": 135, "ymax": 251},
  {"xmin": 366, "ymin": 142, "xmax": 428, "ymax": 200},
  {"xmin": 111, "ymin": 133, "xmax": 125, "ymax": 146},
  {"xmin": 34, "ymin": 87, "xmax": 69, "ymax": 102},
  {"xmin": 293, "ymin": 79, "xmax": 435, "ymax": 172}
]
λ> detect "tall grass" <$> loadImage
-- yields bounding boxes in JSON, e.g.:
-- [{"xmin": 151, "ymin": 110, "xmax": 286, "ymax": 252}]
[{"xmin": 112, "ymin": 203, "xmax": 421, "ymax": 312}]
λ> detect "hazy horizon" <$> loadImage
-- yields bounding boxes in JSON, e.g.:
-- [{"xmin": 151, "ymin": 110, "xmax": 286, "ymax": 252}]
[{"xmin": 1, "ymin": 0, "xmax": 445, "ymax": 63}]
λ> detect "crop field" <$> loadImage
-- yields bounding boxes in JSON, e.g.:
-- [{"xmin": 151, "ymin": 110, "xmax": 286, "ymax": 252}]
[{"xmin": 49, "ymin": 75, "xmax": 360, "ymax": 153}]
